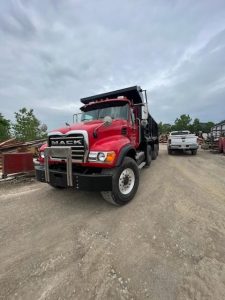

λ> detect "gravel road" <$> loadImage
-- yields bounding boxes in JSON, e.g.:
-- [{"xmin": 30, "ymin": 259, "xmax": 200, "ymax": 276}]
[{"xmin": 1, "ymin": 145, "xmax": 225, "ymax": 300}]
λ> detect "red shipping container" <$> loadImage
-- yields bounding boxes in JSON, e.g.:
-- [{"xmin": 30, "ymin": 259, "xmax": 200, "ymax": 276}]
[
  {"xmin": 2, "ymin": 153, "xmax": 34, "ymax": 178},
  {"xmin": 223, "ymin": 138, "xmax": 225, "ymax": 154}
]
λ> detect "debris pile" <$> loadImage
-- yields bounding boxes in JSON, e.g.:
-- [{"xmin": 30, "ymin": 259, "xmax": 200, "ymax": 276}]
[
  {"xmin": 197, "ymin": 137, "xmax": 204, "ymax": 145},
  {"xmin": 159, "ymin": 134, "xmax": 168, "ymax": 143}
]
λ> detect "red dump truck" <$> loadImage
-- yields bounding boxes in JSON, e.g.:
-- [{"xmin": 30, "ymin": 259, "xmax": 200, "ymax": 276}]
[{"xmin": 35, "ymin": 86, "xmax": 159, "ymax": 205}]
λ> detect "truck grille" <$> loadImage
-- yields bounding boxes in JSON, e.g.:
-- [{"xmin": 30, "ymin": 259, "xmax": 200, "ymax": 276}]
[{"xmin": 48, "ymin": 133, "xmax": 87, "ymax": 162}]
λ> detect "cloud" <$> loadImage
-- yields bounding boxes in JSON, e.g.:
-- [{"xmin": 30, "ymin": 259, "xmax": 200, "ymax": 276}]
[
  {"xmin": 0, "ymin": 0, "xmax": 225, "ymax": 130},
  {"xmin": 150, "ymin": 28, "xmax": 225, "ymax": 123}
]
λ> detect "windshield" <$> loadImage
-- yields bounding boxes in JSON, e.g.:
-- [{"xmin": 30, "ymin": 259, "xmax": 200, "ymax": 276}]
[
  {"xmin": 171, "ymin": 131, "xmax": 189, "ymax": 135},
  {"xmin": 81, "ymin": 104, "xmax": 128, "ymax": 122}
]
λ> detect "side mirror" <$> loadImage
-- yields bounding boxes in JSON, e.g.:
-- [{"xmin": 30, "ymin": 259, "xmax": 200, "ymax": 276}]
[
  {"xmin": 142, "ymin": 104, "xmax": 148, "ymax": 120},
  {"xmin": 103, "ymin": 116, "xmax": 112, "ymax": 127},
  {"xmin": 93, "ymin": 115, "xmax": 113, "ymax": 138}
]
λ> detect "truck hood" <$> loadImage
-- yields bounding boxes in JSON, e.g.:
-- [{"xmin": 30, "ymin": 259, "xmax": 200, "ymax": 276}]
[
  {"xmin": 50, "ymin": 120, "xmax": 104, "ymax": 135},
  {"xmin": 39, "ymin": 119, "xmax": 130, "ymax": 165},
  {"xmin": 49, "ymin": 119, "xmax": 129, "ymax": 149}
]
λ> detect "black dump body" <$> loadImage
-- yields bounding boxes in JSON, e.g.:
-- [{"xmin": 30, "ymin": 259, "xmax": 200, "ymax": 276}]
[
  {"xmin": 81, "ymin": 86, "xmax": 145, "ymax": 105},
  {"xmin": 147, "ymin": 114, "xmax": 158, "ymax": 139},
  {"xmin": 81, "ymin": 86, "xmax": 158, "ymax": 139}
]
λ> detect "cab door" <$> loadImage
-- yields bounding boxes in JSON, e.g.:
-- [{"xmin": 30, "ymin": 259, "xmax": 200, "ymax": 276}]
[{"xmin": 128, "ymin": 108, "xmax": 139, "ymax": 148}]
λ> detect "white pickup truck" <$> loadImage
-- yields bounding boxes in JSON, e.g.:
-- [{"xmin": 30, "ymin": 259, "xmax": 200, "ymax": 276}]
[{"xmin": 167, "ymin": 130, "xmax": 198, "ymax": 155}]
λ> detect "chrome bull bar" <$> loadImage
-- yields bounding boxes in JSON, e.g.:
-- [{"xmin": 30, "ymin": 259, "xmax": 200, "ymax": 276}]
[{"xmin": 44, "ymin": 147, "xmax": 73, "ymax": 187}]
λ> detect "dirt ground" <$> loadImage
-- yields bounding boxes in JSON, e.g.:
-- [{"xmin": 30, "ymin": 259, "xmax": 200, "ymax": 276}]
[{"xmin": 0, "ymin": 145, "xmax": 225, "ymax": 300}]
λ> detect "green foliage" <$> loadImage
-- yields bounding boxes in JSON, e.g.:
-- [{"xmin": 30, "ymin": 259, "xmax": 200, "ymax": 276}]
[
  {"xmin": 191, "ymin": 118, "xmax": 201, "ymax": 133},
  {"xmin": 159, "ymin": 114, "xmax": 215, "ymax": 135},
  {"xmin": 158, "ymin": 122, "xmax": 172, "ymax": 134},
  {"xmin": 0, "ymin": 113, "xmax": 11, "ymax": 142},
  {"xmin": 204, "ymin": 122, "xmax": 215, "ymax": 133},
  {"xmin": 13, "ymin": 108, "xmax": 47, "ymax": 141},
  {"xmin": 172, "ymin": 114, "xmax": 192, "ymax": 131}
]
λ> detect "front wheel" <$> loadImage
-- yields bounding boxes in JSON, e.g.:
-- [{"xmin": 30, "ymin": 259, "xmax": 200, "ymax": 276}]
[{"xmin": 101, "ymin": 157, "xmax": 139, "ymax": 206}]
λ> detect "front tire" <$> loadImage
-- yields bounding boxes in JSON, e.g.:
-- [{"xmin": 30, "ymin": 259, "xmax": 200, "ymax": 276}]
[{"xmin": 101, "ymin": 157, "xmax": 139, "ymax": 206}]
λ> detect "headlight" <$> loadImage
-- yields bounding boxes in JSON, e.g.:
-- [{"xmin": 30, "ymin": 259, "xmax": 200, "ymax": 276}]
[
  {"xmin": 40, "ymin": 151, "xmax": 45, "ymax": 158},
  {"xmin": 88, "ymin": 151, "xmax": 115, "ymax": 163},
  {"xmin": 97, "ymin": 152, "xmax": 106, "ymax": 162}
]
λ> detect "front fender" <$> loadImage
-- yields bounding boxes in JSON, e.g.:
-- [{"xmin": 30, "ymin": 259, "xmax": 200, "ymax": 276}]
[
  {"xmin": 90, "ymin": 135, "xmax": 130, "ymax": 153},
  {"xmin": 90, "ymin": 135, "xmax": 135, "ymax": 166},
  {"xmin": 115, "ymin": 144, "xmax": 136, "ymax": 166}
]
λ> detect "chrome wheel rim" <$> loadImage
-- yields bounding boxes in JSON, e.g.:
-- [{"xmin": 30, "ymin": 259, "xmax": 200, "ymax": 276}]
[{"xmin": 119, "ymin": 168, "xmax": 135, "ymax": 195}]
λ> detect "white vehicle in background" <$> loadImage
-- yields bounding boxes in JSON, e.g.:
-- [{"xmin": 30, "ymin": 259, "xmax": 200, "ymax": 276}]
[{"xmin": 167, "ymin": 130, "xmax": 198, "ymax": 155}]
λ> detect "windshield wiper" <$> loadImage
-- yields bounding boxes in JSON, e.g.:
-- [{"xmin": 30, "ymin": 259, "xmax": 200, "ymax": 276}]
[{"xmin": 82, "ymin": 118, "xmax": 93, "ymax": 121}]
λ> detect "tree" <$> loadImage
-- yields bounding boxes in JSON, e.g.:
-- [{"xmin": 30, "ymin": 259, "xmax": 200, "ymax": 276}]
[
  {"xmin": 160, "ymin": 114, "xmax": 215, "ymax": 135},
  {"xmin": 192, "ymin": 118, "xmax": 201, "ymax": 134},
  {"xmin": 158, "ymin": 122, "xmax": 172, "ymax": 134},
  {"xmin": 13, "ymin": 108, "xmax": 47, "ymax": 141},
  {"xmin": 0, "ymin": 113, "xmax": 11, "ymax": 142},
  {"xmin": 173, "ymin": 114, "xmax": 192, "ymax": 131},
  {"xmin": 204, "ymin": 122, "xmax": 215, "ymax": 133},
  {"xmin": 158, "ymin": 122, "xmax": 163, "ymax": 134}
]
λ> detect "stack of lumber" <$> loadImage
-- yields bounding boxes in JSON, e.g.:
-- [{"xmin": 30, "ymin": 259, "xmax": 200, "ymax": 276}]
[{"xmin": 0, "ymin": 138, "xmax": 24, "ymax": 150}]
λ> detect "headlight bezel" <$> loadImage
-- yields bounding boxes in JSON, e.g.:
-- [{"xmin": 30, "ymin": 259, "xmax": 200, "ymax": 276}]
[{"xmin": 88, "ymin": 151, "xmax": 115, "ymax": 164}]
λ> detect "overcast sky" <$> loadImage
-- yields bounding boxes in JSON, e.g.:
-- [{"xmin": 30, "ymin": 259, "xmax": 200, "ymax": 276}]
[{"xmin": 0, "ymin": 0, "xmax": 225, "ymax": 130}]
